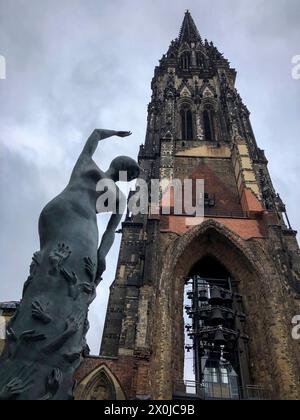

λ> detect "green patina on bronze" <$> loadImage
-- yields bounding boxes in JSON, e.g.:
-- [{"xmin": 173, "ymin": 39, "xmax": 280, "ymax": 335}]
[{"xmin": 0, "ymin": 129, "xmax": 140, "ymax": 400}]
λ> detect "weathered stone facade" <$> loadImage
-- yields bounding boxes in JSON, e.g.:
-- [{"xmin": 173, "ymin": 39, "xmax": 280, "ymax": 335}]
[
  {"xmin": 76, "ymin": 11, "xmax": 300, "ymax": 400},
  {"xmin": 0, "ymin": 303, "xmax": 19, "ymax": 357}
]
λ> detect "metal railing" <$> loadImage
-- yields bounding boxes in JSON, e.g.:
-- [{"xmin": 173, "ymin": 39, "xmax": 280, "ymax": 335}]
[
  {"xmin": 173, "ymin": 380, "xmax": 270, "ymax": 400},
  {"xmin": 204, "ymin": 208, "xmax": 250, "ymax": 219},
  {"xmin": 161, "ymin": 207, "xmax": 254, "ymax": 219}
]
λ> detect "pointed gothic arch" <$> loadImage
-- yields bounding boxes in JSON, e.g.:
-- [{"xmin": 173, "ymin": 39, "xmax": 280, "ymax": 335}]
[
  {"xmin": 199, "ymin": 81, "xmax": 218, "ymax": 98},
  {"xmin": 196, "ymin": 51, "xmax": 205, "ymax": 68},
  {"xmin": 75, "ymin": 364, "xmax": 126, "ymax": 400},
  {"xmin": 180, "ymin": 103, "xmax": 194, "ymax": 140},
  {"xmin": 179, "ymin": 45, "xmax": 192, "ymax": 70},
  {"xmin": 178, "ymin": 97, "xmax": 194, "ymax": 141},
  {"xmin": 201, "ymin": 100, "xmax": 218, "ymax": 142},
  {"xmin": 158, "ymin": 220, "xmax": 268, "ymax": 305},
  {"xmin": 180, "ymin": 52, "xmax": 191, "ymax": 70},
  {"xmin": 203, "ymin": 107, "xmax": 215, "ymax": 141},
  {"xmin": 150, "ymin": 220, "xmax": 282, "ymax": 399}
]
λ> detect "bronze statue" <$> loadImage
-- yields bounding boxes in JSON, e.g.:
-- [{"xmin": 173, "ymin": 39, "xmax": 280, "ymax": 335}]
[{"xmin": 0, "ymin": 130, "xmax": 140, "ymax": 400}]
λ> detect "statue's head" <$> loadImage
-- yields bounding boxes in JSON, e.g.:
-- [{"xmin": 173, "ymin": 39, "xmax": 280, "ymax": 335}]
[{"xmin": 108, "ymin": 156, "xmax": 141, "ymax": 182}]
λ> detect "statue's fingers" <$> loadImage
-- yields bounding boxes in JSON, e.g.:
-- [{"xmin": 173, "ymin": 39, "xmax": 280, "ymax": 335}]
[
  {"xmin": 10, "ymin": 379, "xmax": 22, "ymax": 389},
  {"xmin": 6, "ymin": 378, "xmax": 17, "ymax": 387}
]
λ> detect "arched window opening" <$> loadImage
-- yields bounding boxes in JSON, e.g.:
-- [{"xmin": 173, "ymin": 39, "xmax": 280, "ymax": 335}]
[
  {"xmin": 183, "ymin": 256, "xmax": 251, "ymax": 400},
  {"xmin": 76, "ymin": 365, "xmax": 127, "ymax": 401},
  {"xmin": 181, "ymin": 52, "xmax": 191, "ymax": 70},
  {"xmin": 203, "ymin": 108, "xmax": 215, "ymax": 141},
  {"xmin": 196, "ymin": 53, "xmax": 204, "ymax": 68},
  {"xmin": 87, "ymin": 370, "xmax": 116, "ymax": 400},
  {"xmin": 181, "ymin": 106, "xmax": 193, "ymax": 140}
]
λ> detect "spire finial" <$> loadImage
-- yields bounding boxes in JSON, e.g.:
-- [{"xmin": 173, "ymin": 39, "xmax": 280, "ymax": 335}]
[{"xmin": 178, "ymin": 10, "xmax": 202, "ymax": 44}]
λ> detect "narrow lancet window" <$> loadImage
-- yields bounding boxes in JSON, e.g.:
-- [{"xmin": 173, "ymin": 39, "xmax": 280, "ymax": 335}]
[
  {"xmin": 181, "ymin": 52, "xmax": 191, "ymax": 70},
  {"xmin": 181, "ymin": 106, "xmax": 194, "ymax": 140},
  {"xmin": 203, "ymin": 107, "xmax": 215, "ymax": 141}
]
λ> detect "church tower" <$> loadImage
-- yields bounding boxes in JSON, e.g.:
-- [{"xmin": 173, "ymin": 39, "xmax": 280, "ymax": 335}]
[{"xmin": 76, "ymin": 11, "xmax": 300, "ymax": 400}]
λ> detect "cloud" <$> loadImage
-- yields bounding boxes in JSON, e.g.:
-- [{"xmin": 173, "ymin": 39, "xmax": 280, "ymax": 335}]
[
  {"xmin": 0, "ymin": 0, "xmax": 299, "ymax": 355},
  {"xmin": 0, "ymin": 144, "xmax": 45, "ymax": 299}
]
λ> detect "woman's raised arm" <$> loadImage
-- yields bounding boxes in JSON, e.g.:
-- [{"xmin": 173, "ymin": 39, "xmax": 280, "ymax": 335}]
[{"xmin": 82, "ymin": 129, "xmax": 132, "ymax": 158}]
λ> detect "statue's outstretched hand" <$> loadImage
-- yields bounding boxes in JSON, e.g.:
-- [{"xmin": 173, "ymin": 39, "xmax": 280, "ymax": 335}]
[
  {"xmin": 88, "ymin": 130, "xmax": 131, "ymax": 144},
  {"xmin": 116, "ymin": 131, "xmax": 132, "ymax": 138}
]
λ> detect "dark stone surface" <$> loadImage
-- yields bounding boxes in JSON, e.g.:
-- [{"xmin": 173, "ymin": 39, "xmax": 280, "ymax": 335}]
[{"xmin": 0, "ymin": 129, "xmax": 140, "ymax": 400}]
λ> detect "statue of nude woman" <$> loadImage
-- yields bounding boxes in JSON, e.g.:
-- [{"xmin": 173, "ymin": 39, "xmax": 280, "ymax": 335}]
[
  {"xmin": 0, "ymin": 129, "xmax": 140, "ymax": 400},
  {"xmin": 39, "ymin": 129, "xmax": 140, "ymax": 282}
]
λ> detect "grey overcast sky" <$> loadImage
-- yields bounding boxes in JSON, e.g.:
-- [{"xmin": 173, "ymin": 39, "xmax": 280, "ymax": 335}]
[{"xmin": 0, "ymin": 0, "xmax": 299, "ymax": 354}]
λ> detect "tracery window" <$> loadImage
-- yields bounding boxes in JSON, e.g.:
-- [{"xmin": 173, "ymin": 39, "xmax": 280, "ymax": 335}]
[{"xmin": 181, "ymin": 52, "xmax": 191, "ymax": 70}]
